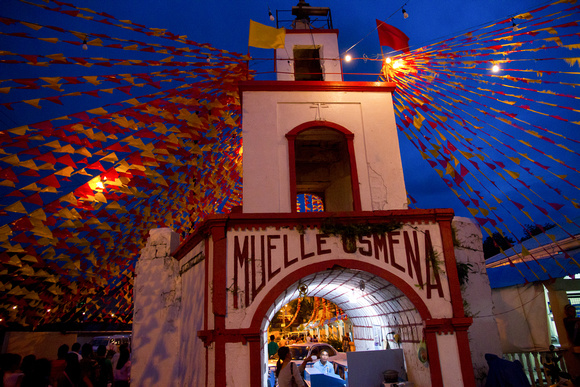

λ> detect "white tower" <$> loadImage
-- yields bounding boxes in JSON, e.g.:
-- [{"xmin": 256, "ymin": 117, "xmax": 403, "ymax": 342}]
[{"xmin": 241, "ymin": 2, "xmax": 408, "ymax": 214}]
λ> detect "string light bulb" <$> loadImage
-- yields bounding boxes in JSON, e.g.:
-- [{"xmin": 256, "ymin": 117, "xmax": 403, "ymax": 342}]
[
  {"xmin": 82, "ymin": 36, "xmax": 88, "ymax": 50},
  {"xmin": 385, "ymin": 57, "xmax": 392, "ymax": 64},
  {"xmin": 269, "ymin": 7, "xmax": 275, "ymax": 21},
  {"xmin": 402, "ymin": 8, "xmax": 409, "ymax": 19},
  {"xmin": 345, "ymin": 54, "xmax": 352, "ymax": 62},
  {"xmin": 492, "ymin": 64, "xmax": 500, "ymax": 72}
]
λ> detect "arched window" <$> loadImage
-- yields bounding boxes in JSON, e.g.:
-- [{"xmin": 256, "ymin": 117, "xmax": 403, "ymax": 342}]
[{"xmin": 287, "ymin": 122, "xmax": 361, "ymax": 213}]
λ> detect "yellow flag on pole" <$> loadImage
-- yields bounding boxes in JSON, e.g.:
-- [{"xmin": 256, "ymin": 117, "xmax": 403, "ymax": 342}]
[{"xmin": 248, "ymin": 20, "xmax": 285, "ymax": 49}]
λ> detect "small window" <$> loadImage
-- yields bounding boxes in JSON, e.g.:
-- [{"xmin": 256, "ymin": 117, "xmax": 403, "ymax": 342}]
[
  {"xmin": 294, "ymin": 48, "xmax": 323, "ymax": 81},
  {"xmin": 296, "ymin": 193, "xmax": 325, "ymax": 213}
]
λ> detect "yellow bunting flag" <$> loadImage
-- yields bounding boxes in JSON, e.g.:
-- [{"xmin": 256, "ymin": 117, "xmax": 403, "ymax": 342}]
[{"xmin": 248, "ymin": 20, "xmax": 285, "ymax": 49}]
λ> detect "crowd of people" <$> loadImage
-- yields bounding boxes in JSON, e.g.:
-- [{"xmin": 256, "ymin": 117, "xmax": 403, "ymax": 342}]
[{"xmin": 0, "ymin": 341, "xmax": 131, "ymax": 387}]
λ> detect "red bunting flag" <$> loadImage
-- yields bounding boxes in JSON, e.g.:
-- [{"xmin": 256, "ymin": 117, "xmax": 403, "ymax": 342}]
[{"xmin": 376, "ymin": 20, "xmax": 410, "ymax": 53}]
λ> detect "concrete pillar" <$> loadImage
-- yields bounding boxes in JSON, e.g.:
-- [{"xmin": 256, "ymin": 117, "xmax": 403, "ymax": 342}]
[
  {"xmin": 452, "ymin": 217, "xmax": 502, "ymax": 385},
  {"xmin": 132, "ymin": 228, "xmax": 181, "ymax": 386}
]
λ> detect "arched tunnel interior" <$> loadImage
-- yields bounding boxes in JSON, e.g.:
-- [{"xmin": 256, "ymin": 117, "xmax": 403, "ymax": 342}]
[{"xmin": 261, "ymin": 268, "xmax": 426, "ymax": 384}]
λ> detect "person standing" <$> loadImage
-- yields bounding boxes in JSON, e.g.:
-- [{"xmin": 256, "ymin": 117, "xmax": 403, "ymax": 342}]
[
  {"xmin": 2, "ymin": 353, "xmax": 24, "ymax": 387},
  {"xmin": 342, "ymin": 334, "xmax": 351, "ymax": 352},
  {"xmin": 113, "ymin": 343, "xmax": 131, "ymax": 387},
  {"xmin": 312, "ymin": 350, "xmax": 336, "ymax": 375},
  {"xmin": 58, "ymin": 353, "xmax": 81, "ymax": 387},
  {"xmin": 69, "ymin": 343, "xmax": 83, "ymax": 362},
  {"xmin": 50, "ymin": 344, "xmax": 69, "ymax": 386},
  {"xmin": 268, "ymin": 335, "xmax": 279, "ymax": 359},
  {"xmin": 95, "ymin": 345, "xmax": 114, "ymax": 387},
  {"xmin": 275, "ymin": 347, "xmax": 311, "ymax": 387}
]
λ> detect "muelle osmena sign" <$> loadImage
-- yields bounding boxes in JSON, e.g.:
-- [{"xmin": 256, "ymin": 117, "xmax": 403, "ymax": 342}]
[{"xmin": 230, "ymin": 226, "xmax": 445, "ymax": 308}]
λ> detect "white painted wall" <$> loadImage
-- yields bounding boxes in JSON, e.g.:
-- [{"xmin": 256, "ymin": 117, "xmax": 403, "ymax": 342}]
[
  {"xmin": 242, "ymin": 91, "xmax": 408, "ymax": 213},
  {"xmin": 436, "ymin": 332, "xmax": 465, "ymax": 386},
  {"xmin": 452, "ymin": 217, "xmax": 502, "ymax": 386},
  {"xmin": 402, "ymin": 342, "xmax": 431, "ymax": 387},
  {"xmin": 225, "ymin": 223, "xmax": 452, "ymax": 332},
  {"xmin": 225, "ymin": 342, "xmax": 251, "ymax": 386},
  {"xmin": 178, "ymin": 245, "xmax": 207, "ymax": 386}
]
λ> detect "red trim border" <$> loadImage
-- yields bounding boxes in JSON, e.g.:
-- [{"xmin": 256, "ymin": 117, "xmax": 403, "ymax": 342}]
[{"xmin": 239, "ymin": 80, "xmax": 396, "ymax": 93}]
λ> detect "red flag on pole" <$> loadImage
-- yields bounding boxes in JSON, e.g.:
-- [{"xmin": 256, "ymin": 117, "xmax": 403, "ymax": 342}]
[{"xmin": 376, "ymin": 20, "xmax": 409, "ymax": 53}]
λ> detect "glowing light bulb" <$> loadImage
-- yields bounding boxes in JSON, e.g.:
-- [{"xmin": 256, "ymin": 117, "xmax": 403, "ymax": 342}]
[
  {"xmin": 47, "ymin": 309, "xmax": 51, "ymax": 313},
  {"xmin": 385, "ymin": 57, "xmax": 392, "ymax": 64},
  {"xmin": 12, "ymin": 306, "xmax": 17, "ymax": 310},
  {"xmin": 492, "ymin": 64, "xmax": 500, "ymax": 72},
  {"xmin": 96, "ymin": 181, "xmax": 104, "ymax": 190},
  {"xmin": 345, "ymin": 54, "xmax": 352, "ymax": 62}
]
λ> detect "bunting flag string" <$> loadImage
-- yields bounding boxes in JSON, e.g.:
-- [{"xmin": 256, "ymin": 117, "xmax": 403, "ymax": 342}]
[
  {"xmin": 17, "ymin": 0, "xmax": 246, "ymax": 60},
  {"xmin": 0, "ymin": 26, "xmax": 247, "ymax": 65},
  {"xmin": 0, "ymin": 0, "xmax": 579, "ymax": 327},
  {"xmin": 1, "ymin": 0, "xmax": 247, "ymax": 325},
  {"xmin": 383, "ymin": 0, "xmax": 579, "ymax": 284},
  {"xmin": 395, "ymin": 68, "xmax": 580, "ymax": 275}
]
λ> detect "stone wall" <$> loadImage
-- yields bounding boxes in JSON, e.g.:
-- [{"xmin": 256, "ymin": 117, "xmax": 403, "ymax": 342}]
[
  {"xmin": 452, "ymin": 217, "xmax": 502, "ymax": 385},
  {"xmin": 132, "ymin": 228, "xmax": 182, "ymax": 386}
]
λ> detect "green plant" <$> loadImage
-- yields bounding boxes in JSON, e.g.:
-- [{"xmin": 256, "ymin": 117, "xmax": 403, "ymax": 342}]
[
  {"xmin": 427, "ymin": 248, "xmax": 444, "ymax": 276},
  {"xmin": 451, "ymin": 225, "xmax": 461, "ymax": 247},
  {"xmin": 456, "ymin": 262, "xmax": 474, "ymax": 286}
]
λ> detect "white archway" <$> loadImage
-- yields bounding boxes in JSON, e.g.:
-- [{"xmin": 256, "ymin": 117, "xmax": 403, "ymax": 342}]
[{"xmin": 259, "ymin": 268, "xmax": 428, "ymax": 386}]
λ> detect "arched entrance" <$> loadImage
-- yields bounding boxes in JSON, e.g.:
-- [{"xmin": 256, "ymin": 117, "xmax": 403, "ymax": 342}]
[
  {"xmin": 136, "ymin": 209, "xmax": 475, "ymax": 386},
  {"xmin": 258, "ymin": 267, "xmax": 431, "ymax": 386}
]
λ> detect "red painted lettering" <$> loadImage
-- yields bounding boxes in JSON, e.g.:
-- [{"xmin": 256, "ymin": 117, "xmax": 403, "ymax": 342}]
[
  {"xmin": 267, "ymin": 235, "xmax": 281, "ymax": 280},
  {"xmin": 424, "ymin": 230, "xmax": 444, "ymax": 299},
  {"xmin": 358, "ymin": 235, "xmax": 372, "ymax": 257},
  {"xmin": 283, "ymin": 234, "xmax": 298, "ymax": 268},
  {"xmin": 251, "ymin": 236, "xmax": 265, "ymax": 301},
  {"xmin": 300, "ymin": 234, "xmax": 315, "ymax": 259},
  {"xmin": 373, "ymin": 234, "xmax": 388, "ymax": 263},
  {"xmin": 389, "ymin": 231, "xmax": 405, "ymax": 272},
  {"xmin": 317, "ymin": 234, "xmax": 332, "ymax": 255},
  {"xmin": 404, "ymin": 231, "xmax": 423, "ymax": 288},
  {"xmin": 233, "ymin": 235, "xmax": 250, "ymax": 308}
]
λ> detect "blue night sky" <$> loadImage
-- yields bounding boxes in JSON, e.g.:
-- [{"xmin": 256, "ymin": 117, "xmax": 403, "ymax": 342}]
[{"xmin": 0, "ymin": 0, "xmax": 569, "ymax": 225}]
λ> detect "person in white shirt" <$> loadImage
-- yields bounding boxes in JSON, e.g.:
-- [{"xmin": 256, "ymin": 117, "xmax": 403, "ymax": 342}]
[{"xmin": 312, "ymin": 350, "xmax": 336, "ymax": 375}]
